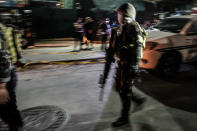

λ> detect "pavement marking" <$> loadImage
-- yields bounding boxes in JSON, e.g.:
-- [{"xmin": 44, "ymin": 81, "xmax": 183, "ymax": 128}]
[
  {"xmin": 24, "ymin": 62, "xmax": 31, "ymax": 67},
  {"xmin": 23, "ymin": 50, "xmax": 98, "ymax": 55},
  {"xmin": 18, "ymin": 60, "xmax": 106, "ymax": 70},
  {"xmin": 39, "ymin": 61, "xmax": 50, "ymax": 63}
]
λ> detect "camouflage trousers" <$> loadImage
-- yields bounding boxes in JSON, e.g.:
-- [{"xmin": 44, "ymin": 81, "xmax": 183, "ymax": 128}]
[{"xmin": 115, "ymin": 61, "xmax": 140, "ymax": 117}]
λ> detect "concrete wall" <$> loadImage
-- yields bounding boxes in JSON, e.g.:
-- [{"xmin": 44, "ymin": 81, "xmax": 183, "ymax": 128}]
[
  {"xmin": 31, "ymin": 0, "xmax": 150, "ymax": 39},
  {"xmin": 32, "ymin": 7, "xmax": 77, "ymax": 39}
]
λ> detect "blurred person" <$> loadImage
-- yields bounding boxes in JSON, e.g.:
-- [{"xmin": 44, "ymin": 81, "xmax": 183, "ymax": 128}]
[
  {"xmin": 111, "ymin": 20, "xmax": 119, "ymax": 28},
  {"xmin": 99, "ymin": 3, "xmax": 146, "ymax": 127},
  {"xmin": 151, "ymin": 18, "xmax": 160, "ymax": 28},
  {"xmin": 83, "ymin": 17, "xmax": 94, "ymax": 49},
  {"xmin": 73, "ymin": 17, "xmax": 84, "ymax": 51},
  {"xmin": 98, "ymin": 18, "xmax": 111, "ymax": 51},
  {"xmin": 143, "ymin": 20, "xmax": 151, "ymax": 29},
  {"xmin": 0, "ymin": 16, "xmax": 23, "ymax": 131},
  {"xmin": 105, "ymin": 18, "xmax": 111, "ymax": 35}
]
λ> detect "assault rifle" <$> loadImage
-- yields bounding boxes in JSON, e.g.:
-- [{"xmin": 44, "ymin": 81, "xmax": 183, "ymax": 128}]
[{"xmin": 98, "ymin": 28, "xmax": 117, "ymax": 101}]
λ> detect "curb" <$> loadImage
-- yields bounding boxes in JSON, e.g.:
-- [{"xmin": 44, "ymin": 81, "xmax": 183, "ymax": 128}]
[
  {"xmin": 22, "ymin": 57, "xmax": 106, "ymax": 67},
  {"xmin": 37, "ymin": 38, "xmax": 75, "ymax": 41},
  {"xmin": 26, "ymin": 43, "xmax": 106, "ymax": 49}
]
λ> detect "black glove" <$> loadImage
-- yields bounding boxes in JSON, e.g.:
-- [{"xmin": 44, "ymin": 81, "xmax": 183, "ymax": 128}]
[
  {"xmin": 130, "ymin": 66, "xmax": 140, "ymax": 79},
  {"xmin": 119, "ymin": 47, "xmax": 129, "ymax": 60},
  {"xmin": 99, "ymin": 74, "xmax": 105, "ymax": 85},
  {"xmin": 14, "ymin": 60, "xmax": 25, "ymax": 68}
]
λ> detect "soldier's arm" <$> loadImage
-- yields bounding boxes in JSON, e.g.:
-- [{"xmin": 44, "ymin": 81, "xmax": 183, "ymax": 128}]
[
  {"xmin": 0, "ymin": 53, "xmax": 11, "ymax": 104},
  {"xmin": 0, "ymin": 62, "xmax": 10, "ymax": 104},
  {"xmin": 0, "ymin": 29, "xmax": 11, "ymax": 103}
]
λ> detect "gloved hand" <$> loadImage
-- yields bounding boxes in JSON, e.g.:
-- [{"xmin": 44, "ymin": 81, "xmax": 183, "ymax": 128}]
[
  {"xmin": 130, "ymin": 68, "xmax": 140, "ymax": 79},
  {"xmin": 98, "ymin": 74, "xmax": 105, "ymax": 85},
  {"xmin": 14, "ymin": 60, "xmax": 25, "ymax": 68},
  {"xmin": 119, "ymin": 46, "xmax": 128, "ymax": 60}
]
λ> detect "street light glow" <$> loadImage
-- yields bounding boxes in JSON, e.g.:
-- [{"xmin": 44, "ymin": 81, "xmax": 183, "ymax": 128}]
[{"xmin": 0, "ymin": 0, "xmax": 7, "ymax": 4}]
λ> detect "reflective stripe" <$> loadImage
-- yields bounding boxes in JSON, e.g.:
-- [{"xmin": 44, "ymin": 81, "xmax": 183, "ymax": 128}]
[{"xmin": 129, "ymin": 43, "xmax": 135, "ymax": 47}]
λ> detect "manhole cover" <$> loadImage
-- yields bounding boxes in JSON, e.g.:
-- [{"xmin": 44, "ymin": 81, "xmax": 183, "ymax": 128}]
[{"xmin": 0, "ymin": 106, "xmax": 70, "ymax": 131}]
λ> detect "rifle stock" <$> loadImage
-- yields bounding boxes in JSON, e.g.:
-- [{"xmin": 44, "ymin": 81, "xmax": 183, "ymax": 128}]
[{"xmin": 99, "ymin": 84, "xmax": 104, "ymax": 101}]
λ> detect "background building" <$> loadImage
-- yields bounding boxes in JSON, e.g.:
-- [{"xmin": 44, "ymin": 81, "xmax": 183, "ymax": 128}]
[{"xmin": 1, "ymin": 0, "xmax": 196, "ymax": 39}]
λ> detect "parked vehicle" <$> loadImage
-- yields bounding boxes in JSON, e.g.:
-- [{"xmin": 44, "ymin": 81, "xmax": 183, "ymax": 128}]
[{"xmin": 140, "ymin": 15, "xmax": 197, "ymax": 78}]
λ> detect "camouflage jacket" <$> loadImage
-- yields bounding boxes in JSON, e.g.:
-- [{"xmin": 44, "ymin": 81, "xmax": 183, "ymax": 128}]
[
  {"xmin": 0, "ymin": 23, "xmax": 22, "ymax": 83},
  {"xmin": 0, "ymin": 23, "xmax": 22, "ymax": 64},
  {"xmin": 0, "ymin": 29, "xmax": 11, "ymax": 83},
  {"xmin": 111, "ymin": 21, "xmax": 144, "ymax": 68}
]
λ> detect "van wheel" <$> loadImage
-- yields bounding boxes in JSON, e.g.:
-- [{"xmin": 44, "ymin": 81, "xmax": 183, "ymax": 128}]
[{"xmin": 156, "ymin": 52, "xmax": 182, "ymax": 79}]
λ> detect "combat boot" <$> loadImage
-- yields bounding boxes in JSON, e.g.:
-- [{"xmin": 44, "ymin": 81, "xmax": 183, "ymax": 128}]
[{"xmin": 111, "ymin": 116, "xmax": 129, "ymax": 127}]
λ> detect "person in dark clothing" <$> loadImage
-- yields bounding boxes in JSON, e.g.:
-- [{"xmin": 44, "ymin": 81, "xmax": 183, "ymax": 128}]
[
  {"xmin": 99, "ymin": 3, "xmax": 146, "ymax": 127},
  {"xmin": 83, "ymin": 17, "xmax": 94, "ymax": 49},
  {"xmin": 111, "ymin": 20, "xmax": 119, "ymax": 28},
  {"xmin": 0, "ymin": 22, "xmax": 23, "ymax": 131},
  {"xmin": 99, "ymin": 18, "xmax": 111, "ymax": 51},
  {"xmin": 73, "ymin": 17, "xmax": 84, "ymax": 51}
]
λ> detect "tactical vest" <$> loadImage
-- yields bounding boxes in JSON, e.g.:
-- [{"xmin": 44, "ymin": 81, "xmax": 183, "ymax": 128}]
[{"xmin": 114, "ymin": 22, "xmax": 147, "ymax": 62}]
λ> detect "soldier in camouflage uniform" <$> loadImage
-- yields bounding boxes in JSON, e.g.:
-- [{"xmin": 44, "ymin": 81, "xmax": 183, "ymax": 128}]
[
  {"xmin": 0, "ymin": 17, "xmax": 23, "ymax": 131},
  {"xmin": 105, "ymin": 3, "xmax": 146, "ymax": 127}
]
